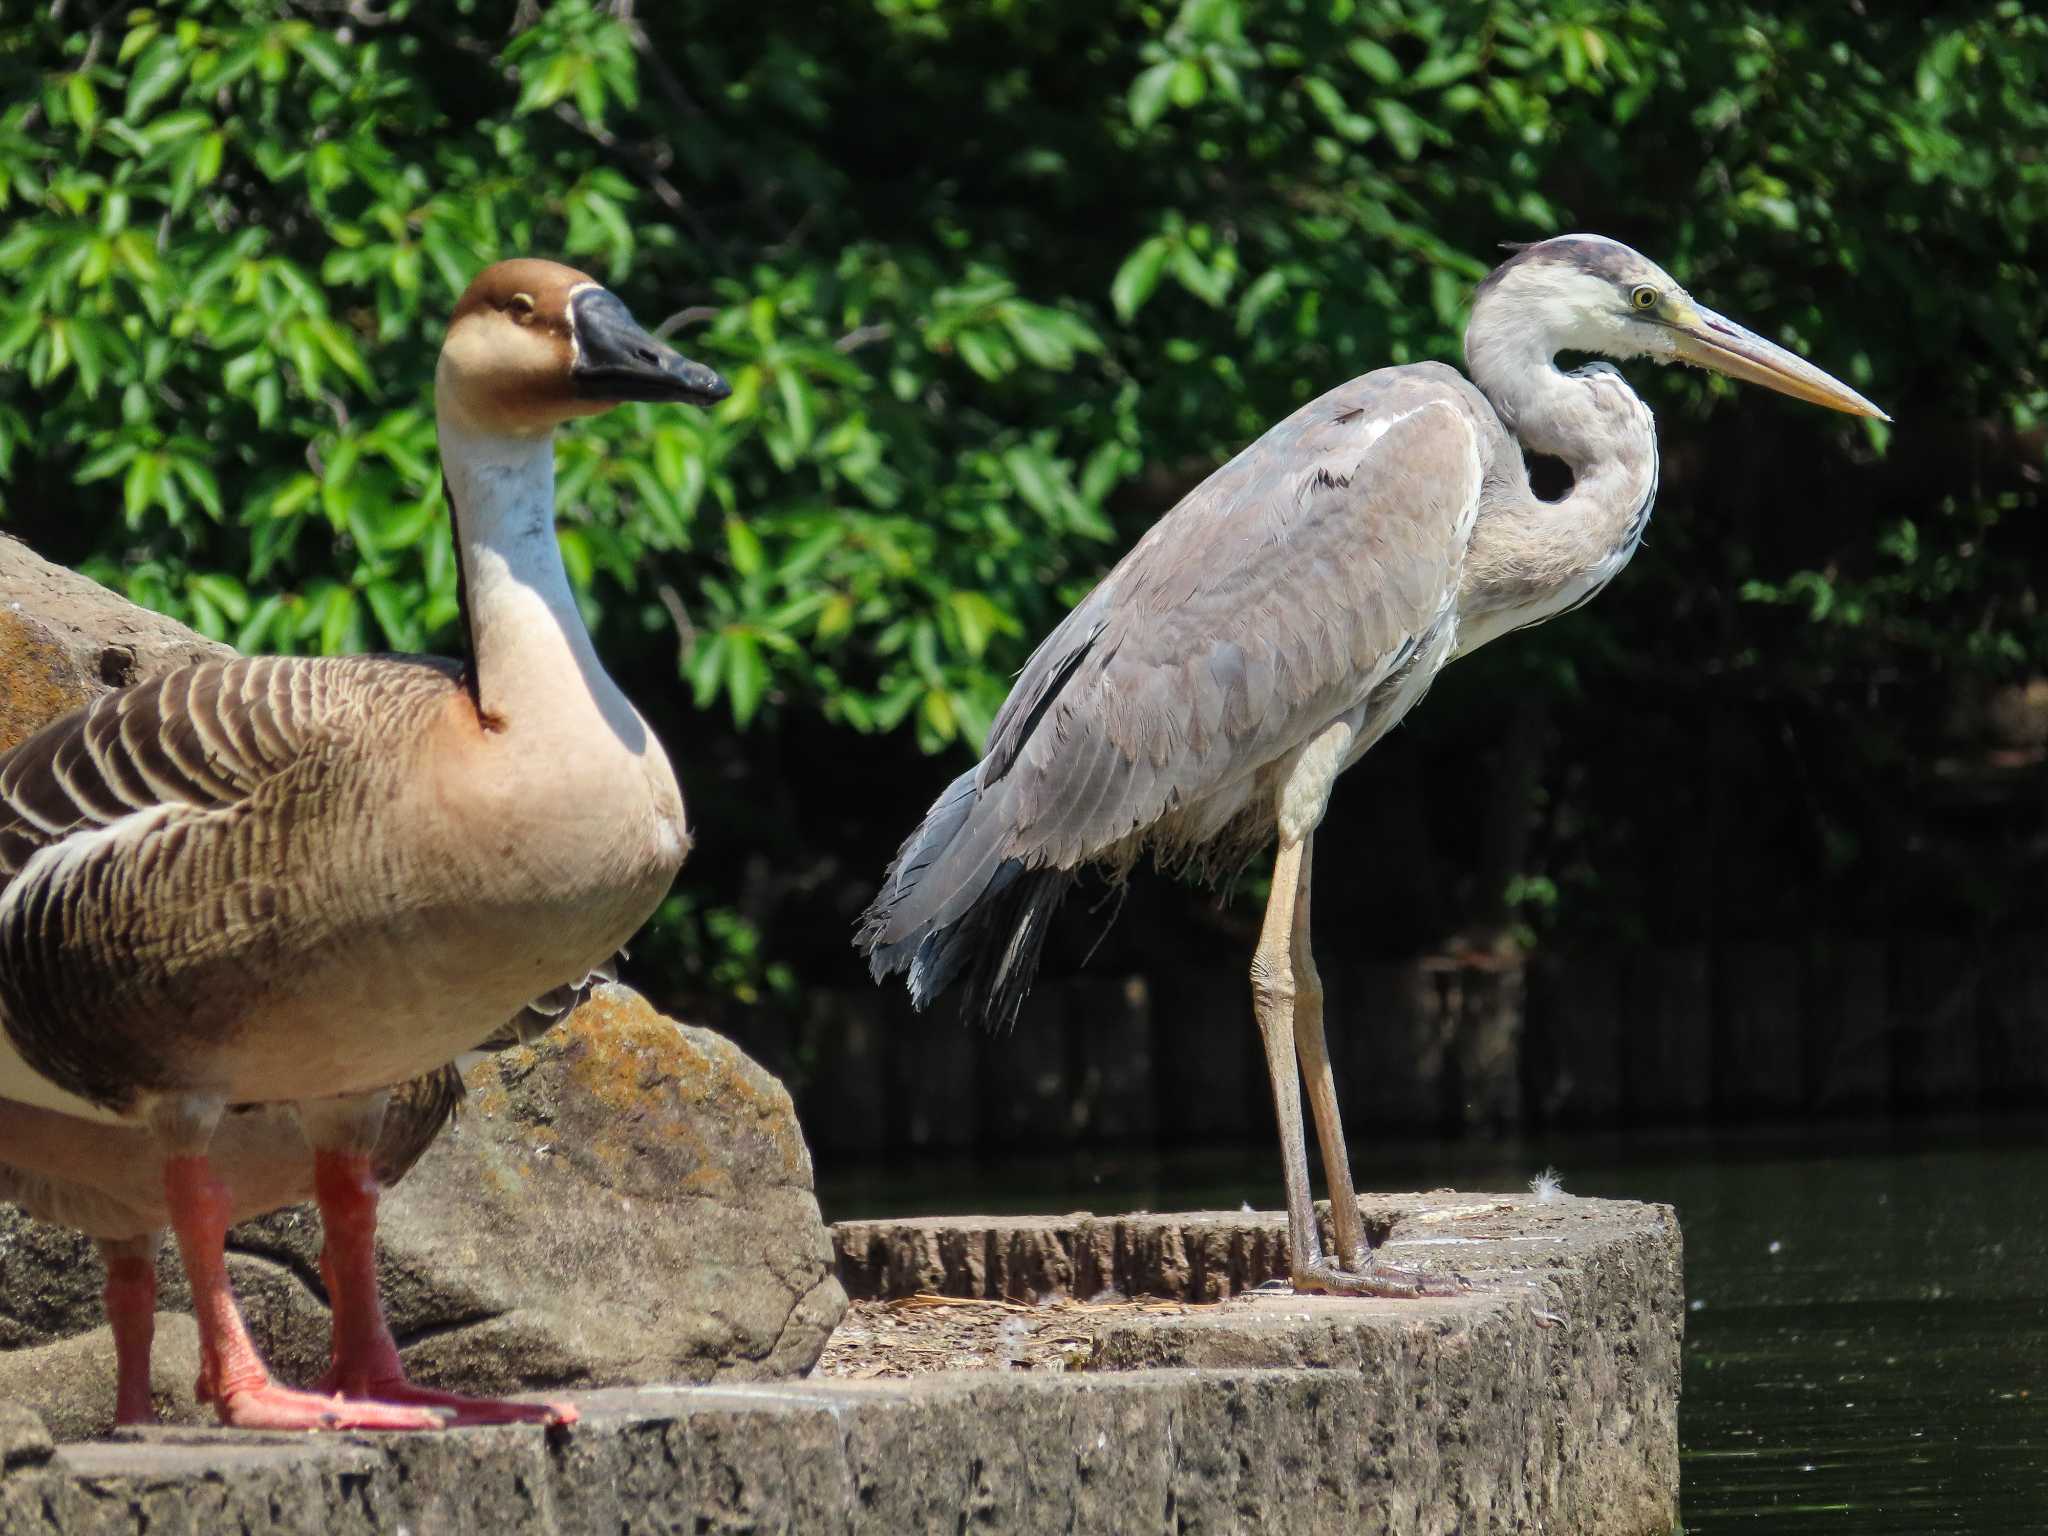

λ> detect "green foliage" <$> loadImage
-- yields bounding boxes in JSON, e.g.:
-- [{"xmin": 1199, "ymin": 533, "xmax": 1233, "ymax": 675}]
[
  {"xmin": 0, "ymin": 0, "xmax": 2041, "ymax": 994},
  {"xmin": 0, "ymin": 0, "xmax": 1123, "ymax": 755}
]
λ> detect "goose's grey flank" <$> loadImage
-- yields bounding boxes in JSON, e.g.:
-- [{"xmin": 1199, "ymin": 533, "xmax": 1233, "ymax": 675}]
[
  {"xmin": 0, "ymin": 257, "xmax": 728, "ymax": 1431},
  {"xmin": 859, "ymin": 233, "xmax": 1886, "ymax": 1299}
]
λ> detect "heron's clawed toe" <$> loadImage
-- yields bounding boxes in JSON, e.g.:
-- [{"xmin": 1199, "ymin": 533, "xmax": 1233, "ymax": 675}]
[{"xmin": 1290, "ymin": 1257, "xmax": 1462, "ymax": 1299}]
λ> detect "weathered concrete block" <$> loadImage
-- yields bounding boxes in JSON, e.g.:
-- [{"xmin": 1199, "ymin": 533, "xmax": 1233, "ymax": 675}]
[
  {"xmin": 0, "ymin": 987, "xmax": 847, "ymax": 1437},
  {"xmin": 6, "ymin": 1193, "xmax": 1680, "ymax": 1535},
  {"xmin": 0, "ymin": 1402, "xmax": 52, "ymax": 1472},
  {"xmin": 0, "ymin": 537, "xmax": 230, "ymax": 756}
]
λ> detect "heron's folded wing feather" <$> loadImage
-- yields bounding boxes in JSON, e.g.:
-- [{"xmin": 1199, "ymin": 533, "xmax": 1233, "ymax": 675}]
[{"xmin": 983, "ymin": 373, "xmax": 1486, "ymax": 870}]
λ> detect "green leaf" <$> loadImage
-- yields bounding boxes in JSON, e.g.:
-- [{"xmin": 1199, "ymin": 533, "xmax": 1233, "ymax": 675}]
[
  {"xmin": 776, "ymin": 369, "xmax": 815, "ymax": 454},
  {"xmin": 1169, "ymin": 243, "xmax": 1230, "ymax": 306},
  {"xmin": 1128, "ymin": 61, "xmax": 1177, "ymax": 130},
  {"xmin": 1373, "ymin": 98, "xmax": 1423, "ymax": 159},
  {"xmin": 1111, "ymin": 236, "xmax": 1173, "ymax": 320},
  {"xmin": 292, "ymin": 30, "xmax": 352, "ymax": 90},
  {"xmin": 724, "ymin": 630, "xmax": 768, "ymax": 725},
  {"xmin": 1348, "ymin": 39, "xmax": 1401, "ymax": 86},
  {"xmin": 1001, "ymin": 444, "xmax": 1064, "ymax": 521},
  {"xmin": 319, "ymin": 585, "xmax": 362, "ymax": 655},
  {"xmin": 65, "ymin": 74, "xmax": 99, "ymax": 134},
  {"xmin": 125, "ymin": 37, "xmax": 187, "ymax": 120},
  {"xmin": 726, "ymin": 517, "xmax": 765, "ymax": 578}
]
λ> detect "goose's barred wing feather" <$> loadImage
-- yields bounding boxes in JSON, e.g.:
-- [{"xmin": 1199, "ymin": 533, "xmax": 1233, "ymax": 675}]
[
  {"xmin": 0, "ymin": 654, "xmax": 460, "ymax": 890},
  {"xmin": 0, "ymin": 654, "xmax": 461, "ymax": 1110}
]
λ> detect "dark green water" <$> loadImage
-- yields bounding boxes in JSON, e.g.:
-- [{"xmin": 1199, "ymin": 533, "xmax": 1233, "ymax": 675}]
[{"xmin": 816, "ymin": 1118, "xmax": 2048, "ymax": 1533}]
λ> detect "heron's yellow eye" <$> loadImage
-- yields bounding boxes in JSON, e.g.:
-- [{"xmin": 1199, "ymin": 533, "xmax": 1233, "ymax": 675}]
[{"xmin": 1630, "ymin": 285, "xmax": 1659, "ymax": 311}]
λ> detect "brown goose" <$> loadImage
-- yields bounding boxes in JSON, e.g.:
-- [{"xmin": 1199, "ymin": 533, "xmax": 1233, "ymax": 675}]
[
  {"xmin": 0, "ymin": 970, "xmax": 601, "ymax": 1427},
  {"xmin": 0, "ymin": 260, "xmax": 726, "ymax": 1430}
]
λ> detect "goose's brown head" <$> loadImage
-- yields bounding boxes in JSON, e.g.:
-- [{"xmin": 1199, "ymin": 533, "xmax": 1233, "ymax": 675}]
[{"xmin": 437, "ymin": 259, "xmax": 729, "ymax": 434}]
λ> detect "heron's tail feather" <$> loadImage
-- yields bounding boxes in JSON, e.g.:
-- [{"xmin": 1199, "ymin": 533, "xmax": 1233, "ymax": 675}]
[{"xmin": 856, "ymin": 767, "xmax": 1073, "ymax": 1031}]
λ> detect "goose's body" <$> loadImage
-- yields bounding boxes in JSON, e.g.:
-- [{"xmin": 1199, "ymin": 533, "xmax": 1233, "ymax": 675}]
[
  {"xmin": 0, "ymin": 259, "xmax": 727, "ymax": 1431},
  {"xmin": 0, "ymin": 1071, "xmax": 452, "ymax": 1238},
  {"xmin": 0, "ymin": 653, "xmax": 678, "ymax": 1123}
]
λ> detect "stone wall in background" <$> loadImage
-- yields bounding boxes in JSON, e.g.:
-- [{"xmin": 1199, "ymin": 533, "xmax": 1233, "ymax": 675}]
[{"xmin": 735, "ymin": 932, "xmax": 2045, "ymax": 1158}]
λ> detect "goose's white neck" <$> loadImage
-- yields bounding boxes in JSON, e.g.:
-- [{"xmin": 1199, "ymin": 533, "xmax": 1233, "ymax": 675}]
[{"xmin": 436, "ymin": 413, "xmax": 643, "ymax": 751}]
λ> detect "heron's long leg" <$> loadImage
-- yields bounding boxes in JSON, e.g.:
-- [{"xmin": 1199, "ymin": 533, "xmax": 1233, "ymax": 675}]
[
  {"xmin": 1257, "ymin": 837, "xmax": 1464, "ymax": 1300},
  {"xmin": 1288, "ymin": 836, "xmax": 1368, "ymax": 1271},
  {"xmin": 1249, "ymin": 836, "xmax": 1327, "ymax": 1279}
]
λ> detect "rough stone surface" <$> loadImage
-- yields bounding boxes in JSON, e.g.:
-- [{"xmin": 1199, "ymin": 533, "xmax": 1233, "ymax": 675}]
[
  {"xmin": 227, "ymin": 986, "xmax": 847, "ymax": 1398},
  {"xmin": 5, "ymin": 1195, "xmax": 1678, "ymax": 1534},
  {"xmin": 0, "ymin": 1404, "xmax": 52, "ymax": 1473},
  {"xmin": 0, "ymin": 1317, "xmax": 204, "ymax": 1446},
  {"xmin": 0, "ymin": 543, "xmax": 846, "ymax": 1434},
  {"xmin": 0, "ymin": 535, "xmax": 229, "ymax": 754}
]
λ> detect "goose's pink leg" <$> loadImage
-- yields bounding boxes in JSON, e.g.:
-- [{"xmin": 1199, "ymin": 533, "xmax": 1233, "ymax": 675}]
[
  {"xmin": 162, "ymin": 1153, "xmax": 447, "ymax": 1431},
  {"xmin": 100, "ymin": 1239, "xmax": 158, "ymax": 1426},
  {"xmin": 311, "ymin": 1150, "xmax": 577, "ymax": 1427}
]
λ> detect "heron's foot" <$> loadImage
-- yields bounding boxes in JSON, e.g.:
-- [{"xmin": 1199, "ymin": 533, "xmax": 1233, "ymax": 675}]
[
  {"xmin": 213, "ymin": 1380, "xmax": 450, "ymax": 1432},
  {"xmin": 315, "ymin": 1367, "xmax": 577, "ymax": 1428},
  {"xmin": 1291, "ymin": 1256, "xmax": 1468, "ymax": 1299}
]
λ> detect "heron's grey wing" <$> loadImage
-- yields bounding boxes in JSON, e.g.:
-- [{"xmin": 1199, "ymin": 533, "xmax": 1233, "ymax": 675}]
[{"xmin": 982, "ymin": 371, "xmax": 1487, "ymax": 871}]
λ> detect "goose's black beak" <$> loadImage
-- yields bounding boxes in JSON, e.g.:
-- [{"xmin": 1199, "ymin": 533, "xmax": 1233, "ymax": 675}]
[{"xmin": 570, "ymin": 289, "xmax": 730, "ymax": 407}]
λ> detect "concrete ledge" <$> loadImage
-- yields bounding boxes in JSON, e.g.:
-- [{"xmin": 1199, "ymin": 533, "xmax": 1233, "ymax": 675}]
[{"xmin": 2, "ymin": 1194, "xmax": 1681, "ymax": 1534}]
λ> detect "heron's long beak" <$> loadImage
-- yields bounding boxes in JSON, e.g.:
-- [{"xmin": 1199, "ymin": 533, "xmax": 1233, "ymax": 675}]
[{"xmin": 1668, "ymin": 303, "xmax": 1889, "ymax": 422}]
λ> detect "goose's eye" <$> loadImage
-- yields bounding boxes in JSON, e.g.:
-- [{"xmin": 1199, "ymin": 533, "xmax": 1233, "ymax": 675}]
[
  {"xmin": 507, "ymin": 293, "xmax": 536, "ymax": 324},
  {"xmin": 1630, "ymin": 284, "xmax": 1659, "ymax": 311}
]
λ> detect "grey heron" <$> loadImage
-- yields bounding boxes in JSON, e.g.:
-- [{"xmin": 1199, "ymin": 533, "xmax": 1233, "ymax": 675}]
[{"xmin": 857, "ymin": 234, "xmax": 1887, "ymax": 1297}]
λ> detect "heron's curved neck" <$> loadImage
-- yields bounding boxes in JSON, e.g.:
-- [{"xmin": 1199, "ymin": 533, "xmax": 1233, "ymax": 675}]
[
  {"xmin": 436, "ymin": 407, "xmax": 642, "ymax": 750},
  {"xmin": 1456, "ymin": 312, "xmax": 1659, "ymax": 649}
]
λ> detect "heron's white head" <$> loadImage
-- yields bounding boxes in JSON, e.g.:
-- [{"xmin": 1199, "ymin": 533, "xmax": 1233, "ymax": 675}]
[
  {"xmin": 435, "ymin": 258, "xmax": 729, "ymax": 438},
  {"xmin": 1466, "ymin": 233, "xmax": 1888, "ymax": 421}
]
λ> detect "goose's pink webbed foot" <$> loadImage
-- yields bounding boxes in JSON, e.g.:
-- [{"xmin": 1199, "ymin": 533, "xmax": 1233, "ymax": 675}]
[
  {"xmin": 312, "ymin": 1150, "xmax": 577, "ymax": 1428},
  {"xmin": 163, "ymin": 1153, "xmax": 447, "ymax": 1431}
]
